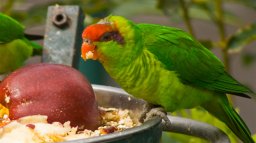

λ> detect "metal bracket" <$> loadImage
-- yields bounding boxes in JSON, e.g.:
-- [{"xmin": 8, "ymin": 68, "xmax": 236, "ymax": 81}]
[{"xmin": 43, "ymin": 5, "xmax": 84, "ymax": 68}]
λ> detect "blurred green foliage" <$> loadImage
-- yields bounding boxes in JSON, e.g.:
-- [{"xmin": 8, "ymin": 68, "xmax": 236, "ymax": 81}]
[
  {"xmin": 0, "ymin": 0, "xmax": 115, "ymax": 26},
  {"xmin": 0, "ymin": 0, "xmax": 160, "ymax": 26},
  {"xmin": 228, "ymin": 23, "xmax": 256, "ymax": 53},
  {"xmin": 156, "ymin": 0, "xmax": 256, "ymax": 70},
  {"xmin": 1, "ymin": 0, "xmax": 256, "ymax": 142},
  {"xmin": 0, "ymin": 13, "xmax": 42, "ymax": 75}
]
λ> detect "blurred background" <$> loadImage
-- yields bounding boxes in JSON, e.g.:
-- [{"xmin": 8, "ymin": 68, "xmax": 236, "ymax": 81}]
[{"xmin": 1, "ymin": 0, "xmax": 256, "ymax": 142}]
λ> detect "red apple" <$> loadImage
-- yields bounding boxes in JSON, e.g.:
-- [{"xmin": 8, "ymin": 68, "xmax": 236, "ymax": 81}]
[{"xmin": 0, "ymin": 63, "xmax": 100, "ymax": 130}]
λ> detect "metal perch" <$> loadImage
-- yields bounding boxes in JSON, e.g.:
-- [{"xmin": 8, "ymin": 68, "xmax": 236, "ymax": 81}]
[{"xmin": 163, "ymin": 115, "xmax": 230, "ymax": 143}]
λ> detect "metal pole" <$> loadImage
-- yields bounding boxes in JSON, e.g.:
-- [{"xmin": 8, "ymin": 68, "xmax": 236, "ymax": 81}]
[{"xmin": 162, "ymin": 115, "xmax": 230, "ymax": 143}]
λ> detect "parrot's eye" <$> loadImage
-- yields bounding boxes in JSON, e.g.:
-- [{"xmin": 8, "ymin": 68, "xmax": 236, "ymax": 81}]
[
  {"xmin": 100, "ymin": 32, "xmax": 113, "ymax": 42},
  {"xmin": 83, "ymin": 39, "xmax": 92, "ymax": 44},
  {"xmin": 99, "ymin": 31, "xmax": 124, "ymax": 44}
]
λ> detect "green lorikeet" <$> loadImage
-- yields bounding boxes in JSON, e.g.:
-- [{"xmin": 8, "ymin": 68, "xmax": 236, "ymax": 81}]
[
  {"xmin": 81, "ymin": 15, "xmax": 255, "ymax": 143},
  {"xmin": 0, "ymin": 13, "xmax": 42, "ymax": 74}
]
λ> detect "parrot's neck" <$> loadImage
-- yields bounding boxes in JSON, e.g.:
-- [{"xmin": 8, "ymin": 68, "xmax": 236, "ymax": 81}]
[{"xmin": 102, "ymin": 48, "xmax": 162, "ymax": 98}]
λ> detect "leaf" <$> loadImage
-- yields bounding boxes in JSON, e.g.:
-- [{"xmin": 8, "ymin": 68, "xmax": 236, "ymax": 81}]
[
  {"xmin": 190, "ymin": 1, "xmax": 240, "ymax": 26},
  {"xmin": 8, "ymin": 0, "xmax": 117, "ymax": 26},
  {"xmin": 0, "ymin": 13, "xmax": 24, "ymax": 43},
  {"xmin": 253, "ymin": 134, "xmax": 256, "ymax": 142},
  {"xmin": 112, "ymin": 0, "xmax": 160, "ymax": 17},
  {"xmin": 22, "ymin": 38, "xmax": 42, "ymax": 56},
  {"xmin": 0, "ymin": 39, "xmax": 33, "ymax": 74},
  {"xmin": 227, "ymin": 23, "xmax": 256, "ymax": 53},
  {"xmin": 227, "ymin": 0, "xmax": 256, "ymax": 10},
  {"xmin": 31, "ymin": 41, "xmax": 43, "ymax": 56},
  {"xmin": 199, "ymin": 40, "xmax": 213, "ymax": 49},
  {"xmin": 156, "ymin": 0, "xmax": 180, "ymax": 16},
  {"xmin": 156, "ymin": 0, "xmax": 240, "ymax": 26},
  {"xmin": 241, "ymin": 53, "xmax": 256, "ymax": 66}
]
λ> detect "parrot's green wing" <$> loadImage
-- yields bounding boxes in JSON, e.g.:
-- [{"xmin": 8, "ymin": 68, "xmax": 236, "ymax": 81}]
[
  {"xmin": 138, "ymin": 24, "xmax": 254, "ymax": 97},
  {"xmin": 0, "ymin": 13, "xmax": 24, "ymax": 43}
]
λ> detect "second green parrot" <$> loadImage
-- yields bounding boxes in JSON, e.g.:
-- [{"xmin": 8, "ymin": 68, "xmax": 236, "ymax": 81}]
[
  {"xmin": 81, "ymin": 15, "xmax": 255, "ymax": 143},
  {"xmin": 0, "ymin": 13, "xmax": 42, "ymax": 74}
]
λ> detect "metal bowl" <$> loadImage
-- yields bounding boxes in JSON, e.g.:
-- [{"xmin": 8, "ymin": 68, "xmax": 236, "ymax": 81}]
[{"xmin": 64, "ymin": 85, "xmax": 162, "ymax": 143}]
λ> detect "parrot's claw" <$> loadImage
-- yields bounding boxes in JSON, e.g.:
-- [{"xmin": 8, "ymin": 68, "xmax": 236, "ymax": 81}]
[{"xmin": 141, "ymin": 106, "xmax": 171, "ymax": 128}]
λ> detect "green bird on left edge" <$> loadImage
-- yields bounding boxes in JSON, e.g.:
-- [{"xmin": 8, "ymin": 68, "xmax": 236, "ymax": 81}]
[
  {"xmin": 0, "ymin": 13, "xmax": 42, "ymax": 74},
  {"xmin": 81, "ymin": 16, "xmax": 255, "ymax": 143}
]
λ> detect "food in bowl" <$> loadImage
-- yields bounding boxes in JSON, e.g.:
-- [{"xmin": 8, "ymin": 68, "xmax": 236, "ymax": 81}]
[{"xmin": 0, "ymin": 107, "xmax": 140, "ymax": 143}]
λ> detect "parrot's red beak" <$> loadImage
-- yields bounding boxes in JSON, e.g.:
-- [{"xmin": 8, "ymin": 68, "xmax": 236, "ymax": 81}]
[{"xmin": 81, "ymin": 42, "xmax": 98, "ymax": 61}]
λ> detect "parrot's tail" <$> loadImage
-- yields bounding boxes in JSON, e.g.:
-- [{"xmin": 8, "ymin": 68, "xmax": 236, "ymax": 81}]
[{"xmin": 202, "ymin": 95, "xmax": 255, "ymax": 143}]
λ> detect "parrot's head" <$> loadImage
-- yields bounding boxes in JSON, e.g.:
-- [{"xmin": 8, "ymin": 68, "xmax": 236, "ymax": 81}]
[{"xmin": 81, "ymin": 15, "xmax": 142, "ymax": 66}]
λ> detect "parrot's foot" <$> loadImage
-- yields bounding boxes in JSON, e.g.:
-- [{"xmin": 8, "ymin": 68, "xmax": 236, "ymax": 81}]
[{"xmin": 141, "ymin": 106, "xmax": 171, "ymax": 128}]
